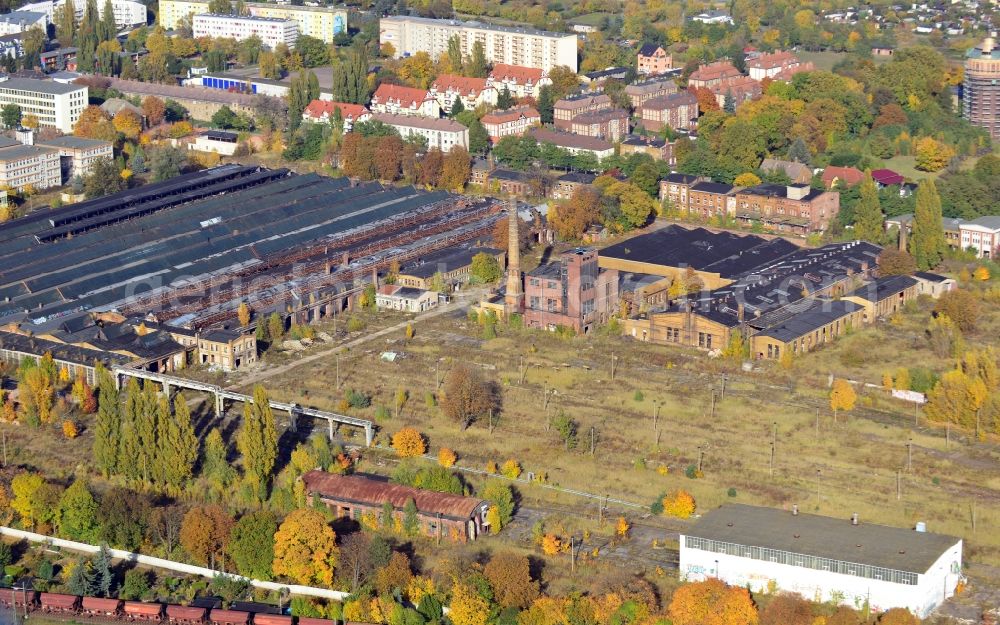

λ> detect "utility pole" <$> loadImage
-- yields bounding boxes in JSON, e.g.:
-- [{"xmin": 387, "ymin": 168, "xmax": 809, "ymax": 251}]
[
  {"xmin": 710, "ymin": 389, "xmax": 717, "ymax": 419},
  {"xmin": 336, "ymin": 352, "xmax": 341, "ymax": 389},
  {"xmin": 698, "ymin": 446, "xmax": 704, "ymax": 472},
  {"xmin": 815, "ymin": 408, "xmax": 820, "ymax": 437},
  {"xmin": 721, "ymin": 374, "xmax": 728, "ymax": 400},
  {"xmin": 896, "ymin": 469, "xmax": 901, "ymax": 501},
  {"xmin": 769, "ymin": 442, "xmax": 774, "ymax": 478},
  {"xmin": 610, "ymin": 352, "xmax": 618, "ymax": 381},
  {"xmin": 907, "ymin": 439, "xmax": 912, "ymax": 472},
  {"xmin": 590, "ymin": 426, "xmax": 595, "ymax": 456}
]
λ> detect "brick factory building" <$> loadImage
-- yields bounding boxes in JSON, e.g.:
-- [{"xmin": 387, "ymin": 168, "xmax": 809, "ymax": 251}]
[{"xmin": 303, "ymin": 471, "xmax": 490, "ymax": 541}]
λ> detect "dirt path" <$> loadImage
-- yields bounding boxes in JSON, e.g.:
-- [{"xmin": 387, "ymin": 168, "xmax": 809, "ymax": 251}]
[{"xmin": 227, "ymin": 288, "xmax": 486, "ymax": 392}]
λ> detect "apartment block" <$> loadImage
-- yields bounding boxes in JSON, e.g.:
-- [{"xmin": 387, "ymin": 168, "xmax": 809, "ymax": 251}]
[
  {"xmin": 429, "ymin": 74, "xmax": 496, "ymax": 114},
  {"xmin": 159, "ymin": 0, "xmax": 346, "ymax": 43},
  {"xmin": 639, "ymin": 91, "xmax": 698, "ymax": 132},
  {"xmin": 489, "ymin": 63, "xmax": 550, "ymax": 99},
  {"xmin": 747, "ymin": 50, "xmax": 804, "ymax": 81},
  {"xmin": 370, "ymin": 83, "xmax": 440, "ymax": 118},
  {"xmin": 688, "ymin": 181, "xmax": 736, "ymax": 220},
  {"xmin": 370, "ymin": 113, "xmax": 469, "ymax": 153},
  {"xmin": 0, "ymin": 141, "xmax": 61, "ymax": 191},
  {"xmin": 480, "ymin": 105, "xmax": 540, "ymax": 142},
  {"xmin": 734, "ymin": 183, "xmax": 840, "ymax": 234},
  {"xmin": 553, "ymin": 93, "xmax": 612, "ymax": 130},
  {"xmin": 21, "ymin": 0, "xmax": 146, "ymax": 27},
  {"xmin": 302, "ymin": 99, "xmax": 370, "ymax": 130},
  {"xmin": 193, "ymin": 14, "xmax": 298, "ymax": 49},
  {"xmin": 687, "ymin": 60, "xmax": 742, "ymax": 89},
  {"xmin": 36, "ymin": 135, "xmax": 113, "ymax": 182},
  {"xmin": 0, "ymin": 10, "xmax": 46, "ymax": 36},
  {"xmin": 379, "ymin": 15, "xmax": 578, "ymax": 72},
  {"xmin": 637, "ymin": 43, "xmax": 671, "ymax": 75},
  {"xmin": 624, "ymin": 76, "xmax": 677, "ymax": 109},
  {"xmin": 569, "ymin": 107, "xmax": 628, "ymax": 141},
  {"xmin": 0, "ymin": 77, "xmax": 87, "ymax": 133},
  {"xmin": 963, "ymin": 35, "xmax": 1000, "ymax": 140}
]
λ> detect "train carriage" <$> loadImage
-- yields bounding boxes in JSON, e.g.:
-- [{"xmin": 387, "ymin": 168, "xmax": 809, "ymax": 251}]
[
  {"xmin": 166, "ymin": 604, "xmax": 208, "ymax": 625},
  {"xmin": 124, "ymin": 601, "xmax": 165, "ymax": 621},
  {"xmin": 81, "ymin": 597, "xmax": 124, "ymax": 617},
  {"xmin": 40, "ymin": 593, "xmax": 81, "ymax": 614}
]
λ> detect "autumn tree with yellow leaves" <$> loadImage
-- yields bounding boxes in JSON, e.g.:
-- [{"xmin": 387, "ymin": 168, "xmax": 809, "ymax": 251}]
[
  {"xmin": 829, "ymin": 379, "xmax": 856, "ymax": 420},
  {"xmin": 668, "ymin": 578, "xmax": 758, "ymax": 625},
  {"xmin": 272, "ymin": 508, "xmax": 339, "ymax": 585},
  {"xmin": 391, "ymin": 427, "xmax": 426, "ymax": 458},
  {"xmin": 437, "ymin": 447, "xmax": 456, "ymax": 468},
  {"xmin": 448, "ymin": 580, "xmax": 490, "ymax": 625},
  {"xmin": 662, "ymin": 489, "xmax": 696, "ymax": 519}
]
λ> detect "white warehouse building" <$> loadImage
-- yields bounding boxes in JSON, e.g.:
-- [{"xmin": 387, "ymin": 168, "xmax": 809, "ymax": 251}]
[
  {"xmin": 193, "ymin": 13, "xmax": 298, "ymax": 49},
  {"xmin": 680, "ymin": 504, "xmax": 963, "ymax": 618}
]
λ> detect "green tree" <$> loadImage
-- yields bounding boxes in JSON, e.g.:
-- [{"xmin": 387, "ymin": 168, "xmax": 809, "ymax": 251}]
[
  {"xmin": 467, "ymin": 117, "xmax": 489, "ymax": 155},
  {"xmin": 787, "ymin": 137, "xmax": 811, "ymax": 166},
  {"xmin": 496, "ymin": 86, "xmax": 515, "ymax": 109},
  {"xmin": 537, "ymin": 85, "xmax": 555, "ymax": 124},
  {"xmin": 267, "ymin": 312, "xmax": 284, "ymax": 345},
  {"xmin": 202, "ymin": 427, "xmax": 237, "ymax": 488},
  {"xmin": 854, "ymin": 171, "xmax": 884, "ymax": 244},
  {"xmin": 66, "ymin": 557, "xmax": 96, "ymax": 596},
  {"xmin": 83, "ymin": 157, "xmax": 126, "ymax": 199},
  {"xmin": 135, "ymin": 381, "xmax": 160, "ymax": 483},
  {"xmin": 207, "ymin": 0, "xmax": 232, "ymax": 12},
  {"xmin": 467, "ymin": 40, "xmax": 488, "ymax": 78},
  {"xmin": 331, "ymin": 44, "xmax": 371, "ymax": 105},
  {"xmin": 402, "ymin": 498, "xmax": 419, "ymax": 536},
  {"xmin": 56, "ymin": 0, "xmax": 77, "ymax": 46},
  {"xmin": 230, "ymin": 510, "xmax": 277, "ymax": 580},
  {"xmin": 94, "ymin": 545, "xmax": 113, "ymax": 597},
  {"xmin": 161, "ymin": 392, "xmax": 198, "ymax": 487},
  {"xmin": 93, "ymin": 366, "xmax": 121, "ymax": 476},
  {"xmin": 910, "ymin": 179, "xmax": 946, "ymax": 271},
  {"xmin": 117, "ymin": 378, "xmax": 143, "ymax": 480},
  {"xmin": 98, "ymin": 0, "xmax": 116, "ymax": 42},
  {"xmin": 58, "ymin": 479, "xmax": 100, "ymax": 543},
  {"xmin": 469, "ymin": 252, "xmax": 502, "ymax": 283},
  {"xmin": 237, "ymin": 385, "xmax": 278, "ymax": 500},
  {"xmin": 481, "ymin": 481, "xmax": 514, "ymax": 529},
  {"xmin": 447, "ymin": 34, "xmax": 463, "ymax": 73},
  {"xmin": 149, "ymin": 146, "xmax": 187, "ymax": 182},
  {"xmin": 1, "ymin": 103, "xmax": 21, "ymax": 128},
  {"xmin": 295, "ymin": 34, "xmax": 329, "ymax": 67}
]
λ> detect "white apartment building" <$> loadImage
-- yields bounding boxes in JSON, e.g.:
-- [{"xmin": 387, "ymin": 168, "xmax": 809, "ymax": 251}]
[
  {"xmin": 0, "ymin": 78, "xmax": 87, "ymax": 133},
  {"xmin": 958, "ymin": 216, "xmax": 1000, "ymax": 258},
  {"xmin": 36, "ymin": 135, "xmax": 113, "ymax": 182},
  {"xmin": 159, "ymin": 0, "xmax": 346, "ymax": 43},
  {"xmin": 380, "ymin": 16, "xmax": 578, "ymax": 73},
  {"xmin": 680, "ymin": 504, "xmax": 963, "ymax": 618},
  {"xmin": 20, "ymin": 0, "xmax": 146, "ymax": 27},
  {"xmin": 193, "ymin": 13, "xmax": 298, "ymax": 49},
  {"xmin": 0, "ymin": 10, "xmax": 47, "ymax": 36},
  {"xmin": 0, "ymin": 141, "xmax": 62, "ymax": 191},
  {"xmin": 370, "ymin": 113, "xmax": 468, "ymax": 153}
]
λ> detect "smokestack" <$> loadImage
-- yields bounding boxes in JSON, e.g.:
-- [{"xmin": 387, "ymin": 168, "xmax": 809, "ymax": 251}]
[
  {"xmin": 792, "ymin": 504, "xmax": 798, "ymax": 516},
  {"xmin": 851, "ymin": 512, "xmax": 859, "ymax": 526}
]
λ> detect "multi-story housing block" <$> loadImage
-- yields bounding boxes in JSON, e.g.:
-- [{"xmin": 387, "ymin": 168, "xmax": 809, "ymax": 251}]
[
  {"xmin": 637, "ymin": 43, "xmax": 671, "ymax": 75},
  {"xmin": 480, "ymin": 105, "xmax": 540, "ymax": 142},
  {"xmin": 36, "ymin": 135, "xmax": 113, "ymax": 182},
  {"xmin": 624, "ymin": 76, "xmax": 677, "ymax": 109},
  {"xmin": 429, "ymin": 74, "xmax": 496, "ymax": 114},
  {"xmin": 369, "ymin": 83, "xmax": 440, "ymax": 118},
  {"xmin": 488, "ymin": 63, "xmax": 550, "ymax": 99},
  {"xmin": 193, "ymin": 13, "xmax": 298, "ymax": 49},
  {"xmin": 963, "ymin": 35, "xmax": 1000, "ymax": 140},
  {"xmin": 639, "ymin": 91, "xmax": 698, "ymax": 132},
  {"xmin": 734, "ymin": 183, "xmax": 840, "ymax": 234},
  {"xmin": 569, "ymin": 107, "xmax": 628, "ymax": 141},
  {"xmin": 379, "ymin": 15, "xmax": 578, "ymax": 72},
  {"xmin": 370, "ymin": 113, "xmax": 469, "ymax": 153},
  {"xmin": 0, "ymin": 77, "xmax": 87, "ymax": 133},
  {"xmin": 159, "ymin": 0, "xmax": 346, "ymax": 42},
  {"xmin": 0, "ymin": 141, "xmax": 61, "ymax": 191},
  {"xmin": 553, "ymin": 93, "xmax": 611, "ymax": 130}
]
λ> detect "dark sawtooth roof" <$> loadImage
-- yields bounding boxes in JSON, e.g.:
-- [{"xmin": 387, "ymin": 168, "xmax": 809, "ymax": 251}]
[
  {"xmin": 849, "ymin": 275, "xmax": 918, "ymax": 302},
  {"xmin": 303, "ymin": 471, "xmax": 486, "ymax": 521},
  {"xmin": 686, "ymin": 504, "xmax": 960, "ymax": 574},
  {"xmin": 754, "ymin": 299, "xmax": 862, "ymax": 342}
]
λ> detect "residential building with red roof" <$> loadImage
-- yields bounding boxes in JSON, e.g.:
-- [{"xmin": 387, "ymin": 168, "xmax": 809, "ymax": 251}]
[
  {"xmin": 637, "ymin": 43, "xmax": 672, "ymax": 75},
  {"xmin": 553, "ymin": 93, "xmax": 613, "ymax": 130},
  {"xmin": 429, "ymin": 74, "xmax": 496, "ymax": 114},
  {"xmin": 639, "ymin": 91, "xmax": 699, "ymax": 132},
  {"xmin": 687, "ymin": 60, "xmax": 742, "ymax": 89},
  {"xmin": 488, "ymin": 63, "xmax": 550, "ymax": 99},
  {"xmin": 480, "ymin": 105, "xmax": 540, "ymax": 142},
  {"xmin": 369, "ymin": 83, "xmax": 440, "ymax": 118},
  {"xmin": 747, "ymin": 50, "xmax": 805, "ymax": 81},
  {"xmin": 709, "ymin": 75, "xmax": 761, "ymax": 108},
  {"xmin": 569, "ymin": 107, "xmax": 629, "ymax": 141},
  {"xmin": 821, "ymin": 166, "xmax": 864, "ymax": 189},
  {"xmin": 771, "ymin": 60, "xmax": 814, "ymax": 82},
  {"xmin": 871, "ymin": 169, "xmax": 905, "ymax": 188},
  {"xmin": 370, "ymin": 112, "xmax": 468, "ymax": 152},
  {"xmin": 528, "ymin": 127, "xmax": 614, "ymax": 159},
  {"xmin": 301, "ymin": 99, "xmax": 371, "ymax": 130}
]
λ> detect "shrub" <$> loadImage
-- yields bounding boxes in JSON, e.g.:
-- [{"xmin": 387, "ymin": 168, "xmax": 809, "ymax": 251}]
[
  {"xmin": 438, "ymin": 448, "xmax": 456, "ymax": 467},
  {"xmin": 120, "ymin": 569, "xmax": 151, "ymax": 600},
  {"xmin": 374, "ymin": 406, "xmax": 390, "ymax": 421},
  {"xmin": 424, "ymin": 391, "xmax": 437, "ymax": 407},
  {"xmin": 633, "ymin": 390, "xmax": 644, "ymax": 402},
  {"xmin": 662, "ymin": 489, "xmax": 696, "ymax": 518},
  {"xmin": 346, "ymin": 317, "xmax": 365, "ymax": 332},
  {"xmin": 727, "ymin": 487, "xmax": 737, "ymax": 497},
  {"xmin": 345, "ymin": 389, "xmax": 371, "ymax": 409},
  {"xmin": 391, "ymin": 427, "xmax": 426, "ymax": 458},
  {"xmin": 500, "ymin": 459, "xmax": 521, "ymax": 479}
]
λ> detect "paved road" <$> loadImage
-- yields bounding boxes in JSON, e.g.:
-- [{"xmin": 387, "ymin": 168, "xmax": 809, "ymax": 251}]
[{"xmin": 227, "ymin": 288, "xmax": 484, "ymax": 392}]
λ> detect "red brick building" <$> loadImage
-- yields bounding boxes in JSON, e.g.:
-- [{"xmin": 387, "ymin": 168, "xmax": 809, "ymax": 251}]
[
  {"xmin": 625, "ymin": 77, "xmax": 678, "ymax": 109},
  {"xmin": 370, "ymin": 83, "xmax": 440, "ymax": 117},
  {"xmin": 569, "ymin": 107, "xmax": 629, "ymax": 141},
  {"xmin": 747, "ymin": 50, "xmax": 806, "ymax": 81},
  {"xmin": 639, "ymin": 91, "xmax": 699, "ymax": 132},
  {"xmin": 637, "ymin": 43, "xmax": 672, "ymax": 75},
  {"xmin": 489, "ymin": 63, "xmax": 548, "ymax": 99},
  {"xmin": 710, "ymin": 75, "xmax": 761, "ymax": 108},
  {"xmin": 481, "ymin": 105, "xmax": 541, "ymax": 142},
  {"xmin": 429, "ymin": 74, "xmax": 495, "ymax": 113},
  {"xmin": 303, "ymin": 471, "xmax": 490, "ymax": 542},
  {"xmin": 553, "ymin": 93, "xmax": 613, "ymax": 130},
  {"xmin": 524, "ymin": 248, "xmax": 619, "ymax": 333},
  {"xmin": 688, "ymin": 181, "xmax": 736, "ymax": 220},
  {"xmin": 734, "ymin": 183, "xmax": 840, "ymax": 234},
  {"xmin": 687, "ymin": 60, "xmax": 742, "ymax": 89}
]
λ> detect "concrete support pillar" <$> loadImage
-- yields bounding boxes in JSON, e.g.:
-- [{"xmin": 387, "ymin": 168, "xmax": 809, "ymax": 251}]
[
  {"xmin": 365, "ymin": 424, "xmax": 374, "ymax": 447},
  {"xmin": 328, "ymin": 418, "xmax": 334, "ymax": 442},
  {"xmin": 288, "ymin": 407, "xmax": 297, "ymax": 432},
  {"xmin": 215, "ymin": 392, "xmax": 223, "ymax": 417}
]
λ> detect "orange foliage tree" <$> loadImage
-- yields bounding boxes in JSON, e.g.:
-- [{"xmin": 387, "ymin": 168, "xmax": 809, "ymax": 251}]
[
  {"xmin": 829, "ymin": 378, "xmax": 856, "ymax": 419},
  {"xmin": 391, "ymin": 427, "xmax": 426, "ymax": 458},
  {"xmin": 541, "ymin": 534, "xmax": 562, "ymax": 555},
  {"xmin": 878, "ymin": 608, "xmax": 919, "ymax": 625},
  {"xmin": 74, "ymin": 106, "xmax": 116, "ymax": 141},
  {"xmin": 760, "ymin": 592, "xmax": 813, "ymax": 625},
  {"xmin": 180, "ymin": 505, "xmax": 234, "ymax": 566},
  {"xmin": 142, "ymin": 96, "xmax": 167, "ymax": 126},
  {"xmin": 668, "ymin": 579, "xmax": 758, "ymax": 625},
  {"xmin": 483, "ymin": 551, "xmax": 539, "ymax": 608},
  {"xmin": 662, "ymin": 489, "xmax": 696, "ymax": 519},
  {"xmin": 437, "ymin": 447, "xmax": 456, "ymax": 467},
  {"xmin": 113, "ymin": 110, "xmax": 143, "ymax": 140},
  {"xmin": 272, "ymin": 508, "xmax": 339, "ymax": 585}
]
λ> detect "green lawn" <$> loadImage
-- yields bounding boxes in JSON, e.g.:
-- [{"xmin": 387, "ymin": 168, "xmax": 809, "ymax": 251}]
[{"xmin": 879, "ymin": 155, "xmax": 940, "ymax": 182}]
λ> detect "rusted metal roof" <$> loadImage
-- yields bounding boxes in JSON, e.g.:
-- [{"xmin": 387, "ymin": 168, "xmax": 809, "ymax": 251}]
[
  {"xmin": 253, "ymin": 615, "xmax": 292, "ymax": 625},
  {"xmin": 298, "ymin": 617, "xmax": 337, "ymax": 625},
  {"xmin": 303, "ymin": 472, "xmax": 486, "ymax": 521}
]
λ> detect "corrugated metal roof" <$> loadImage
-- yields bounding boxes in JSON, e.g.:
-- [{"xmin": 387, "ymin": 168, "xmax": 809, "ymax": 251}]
[{"xmin": 303, "ymin": 471, "xmax": 486, "ymax": 521}]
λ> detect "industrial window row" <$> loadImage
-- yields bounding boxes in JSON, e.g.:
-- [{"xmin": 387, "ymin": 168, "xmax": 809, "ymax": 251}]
[{"xmin": 684, "ymin": 536, "xmax": 919, "ymax": 585}]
